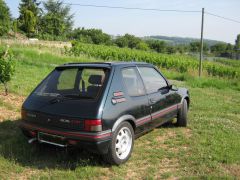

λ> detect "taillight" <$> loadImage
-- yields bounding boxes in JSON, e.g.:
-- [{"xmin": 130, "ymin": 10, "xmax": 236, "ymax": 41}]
[
  {"xmin": 84, "ymin": 119, "xmax": 102, "ymax": 132},
  {"xmin": 68, "ymin": 140, "xmax": 78, "ymax": 145},
  {"xmin": 29, "ymin": 131, "xmax": 36, "ymax": 137},
  {"xmin": 21, "ymin": 109, "xmax": 27, "ymax": 120}
]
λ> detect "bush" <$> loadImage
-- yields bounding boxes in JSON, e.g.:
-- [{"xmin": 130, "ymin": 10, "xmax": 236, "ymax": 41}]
[{"xmin": 0, "ymin": 46, "xmax": 15, "ymax": 95}]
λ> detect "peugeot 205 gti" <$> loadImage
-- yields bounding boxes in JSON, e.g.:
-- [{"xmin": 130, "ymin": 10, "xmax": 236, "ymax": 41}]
[{"xmin": 20, "ymin": 62, "xmax": 190, "ymax": 165}]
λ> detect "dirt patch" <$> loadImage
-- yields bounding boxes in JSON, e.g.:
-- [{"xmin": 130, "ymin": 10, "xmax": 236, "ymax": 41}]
[
  {"xmin": 17, "ymin": 169, "xmax": 38, "ymax": 180},
  {"xmin": 123, "ymin": 159, "xmax": 154, "ymax": 179},
  {"xmin": 156, "ymin": 130, "xmax": 177, "ymax": 143},
  {"xmin": 181, "ymin": 128, "xmax": 192, "ymax": 138},
  {"xmin": 0, "ymin": 107, "xmax": 19, "ymax": 121},
  {"xmin": 155, "ymin": 158, "xmax": 179, "ymax": 179},
  {"xmin": 0, "ymin": 93, "xmax": 23, "ymax": 121},
  {"xmin": 0, "ymin": 93, "xmax": 25, "ymax": 110},
  {"xmin": 123, "ymin": 158, "xmax": 180, "ymax": 179},
  {"xmin": 222, "ymin": 164, "xmax": 240, "ymax": 178}
]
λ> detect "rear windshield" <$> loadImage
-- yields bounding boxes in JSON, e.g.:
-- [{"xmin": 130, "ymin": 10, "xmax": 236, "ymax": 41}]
[{"xmin": 32, "ymin": 67, "xmax": 109, "ymax": 99}]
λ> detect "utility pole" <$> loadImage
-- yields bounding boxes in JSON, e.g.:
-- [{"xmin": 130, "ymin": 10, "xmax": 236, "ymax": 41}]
[{"xmin": 199, "ymin": 8, "xmax": 204, "ymax": 77}]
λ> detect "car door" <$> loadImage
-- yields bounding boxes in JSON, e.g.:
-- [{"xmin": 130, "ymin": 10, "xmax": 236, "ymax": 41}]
[
  {"xmin": 137, "ymin": 66, "xmax": 180, "ymax": 128},
  {"xmin": 121, "ymin": 67, "xmax": 151, "ymax": 134}
]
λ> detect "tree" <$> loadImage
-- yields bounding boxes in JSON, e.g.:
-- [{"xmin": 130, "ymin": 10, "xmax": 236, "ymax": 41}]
[
  {"xmin": 0, "ymin": 46, "xmax": 15, "ymax": 95},
  {"xmin": 0, "ymin": 0, "xmax": 11, "ymax": 36},
  {"xmin": 189, "ymin": 41, "xmax": 208, "ymax": 53},
  {"xmin": 175, "ymin": 45, "xmax": 188, "ymax": 54},
  {"xmin": 210, "ymin": 43, "xmax": 227, "ymax": 56},
  {"xmin": 222, "ymin": 43, "xmax": 234, "ymax": 58},
  {"xmin": 115, "ymin": 35, "xmax": 128, "ymax": 48},
  {"xmin": 69, "ymin": 28, "xmax": 112, "ymax": 45},
  {"xmin": 235, "ymin": 34, "xmax": 240, "ymax": 50},
  {"xmin": 146, "ymin": 40, "xmax": 167, "ymax": 53},
  {"xmin": 166, "ymin": 46, "xmax": 177, "ymax": 54},
  {"xmin": 12, "ymin": 19, "xmax": 19, "ymax": 36},
  {"xmin": 235, "ymin": 34, "xmax": 240, "ymax": 59},
  {"xmin": 23, "ymin": 10, "xmax": 36, "ymax": 36},
  {"xmin": 115, "ymin": 34, "xmax": 142, "ymax": 49},
  {"xmin": 136, "ymin": 42, "xmax": 149, "ymax": 51},
  {"xmin": 39, "ymin": 0, "xmax": 73, "ymax": 40},
  {"xmin": 125, "ymin": 34, "xmax": 141, "ymax": 49},
  {"xmin": 18, "ymin": 0, "xmax": 41, "ymax": 37}
]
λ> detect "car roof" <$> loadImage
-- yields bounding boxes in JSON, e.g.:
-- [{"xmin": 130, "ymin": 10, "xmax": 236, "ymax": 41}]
[{"xmin": 56, "ymin": 61, "xmax": 151, "ymax": 69}]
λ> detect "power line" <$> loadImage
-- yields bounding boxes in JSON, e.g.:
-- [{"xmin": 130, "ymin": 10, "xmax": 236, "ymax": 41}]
[
  {"xmin": 205, "ymin": 12, "xmax": 240, "ymax": 24},
  {"xmin": 61, "ymin": 2, "xmax": 240, "ymax": 24},
  {"xmin": 62, "ymin": 2, "xmax": 201, "ymax": 13}
]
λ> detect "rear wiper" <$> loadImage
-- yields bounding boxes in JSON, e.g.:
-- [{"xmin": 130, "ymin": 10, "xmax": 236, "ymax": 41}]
[
  {"xmin": 49, "ymin": 94, "xmax": 94, "ymax": 104},
  {"xmin": 63, "ymin": 94, "xmax": 94, "ymax": 99}
]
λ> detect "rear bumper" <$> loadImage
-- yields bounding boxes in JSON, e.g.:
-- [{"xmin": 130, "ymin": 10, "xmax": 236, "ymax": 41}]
[{"xmin": 20, "ymin": 121, "xmax": 112, "ymax": 154}]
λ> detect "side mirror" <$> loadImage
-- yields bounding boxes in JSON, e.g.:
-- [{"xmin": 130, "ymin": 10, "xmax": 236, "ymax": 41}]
[{"xmin": 168, "ymin": 84, "xmax": 178, "ymax": 91}]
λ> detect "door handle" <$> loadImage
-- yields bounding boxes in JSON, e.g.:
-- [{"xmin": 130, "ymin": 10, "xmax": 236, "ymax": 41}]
[{"xmin": 150, "ymin": 98, "xmax": 157, "ymax": 104}]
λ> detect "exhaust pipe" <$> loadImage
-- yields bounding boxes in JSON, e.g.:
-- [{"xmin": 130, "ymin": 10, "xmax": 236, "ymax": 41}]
[{"xmin": 28, "ymin": 138, "xmax": 37, "ymax": 144}]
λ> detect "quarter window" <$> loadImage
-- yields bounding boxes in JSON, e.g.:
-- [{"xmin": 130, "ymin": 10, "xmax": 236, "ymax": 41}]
[
  {"xmin": 138, "ymin": 67, "xmax": 167, "ymax": 94},
  {"xmin": 122, "ymin": 68, "xmax": 145, "ymax": 96}
]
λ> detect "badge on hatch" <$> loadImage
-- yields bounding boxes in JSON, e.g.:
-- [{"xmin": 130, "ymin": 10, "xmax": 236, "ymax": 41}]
[{"xmin": 60, "ymin": 119, "xmax": 70, "ymax": 123}]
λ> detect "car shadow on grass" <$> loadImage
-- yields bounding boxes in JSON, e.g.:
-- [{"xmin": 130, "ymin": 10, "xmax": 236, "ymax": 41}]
[
  {"xmin": 0, "ymin": 119, "xmax": 110, "ymax": 170},
  {"xmin": 159, "ymin": 120, "xmax": 177, "ymax": 129}
]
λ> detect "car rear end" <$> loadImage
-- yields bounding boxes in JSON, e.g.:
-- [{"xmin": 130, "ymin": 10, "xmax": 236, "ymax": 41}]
[{"xmin": 20, "ymin": 63, "xmax": 114, "ymax": 154}]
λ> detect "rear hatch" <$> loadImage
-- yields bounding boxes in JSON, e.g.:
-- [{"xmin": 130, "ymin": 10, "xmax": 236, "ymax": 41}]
[{"xmin": 22, "ymin": 65, "xmax": 111, "ymax": 131}]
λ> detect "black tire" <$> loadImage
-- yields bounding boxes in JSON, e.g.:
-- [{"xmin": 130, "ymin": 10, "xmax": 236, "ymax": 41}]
[
  {"xmin": 176, "ymin": 99, "xmax": 188, "ymax": 127},
  {"xmin": 21, "ymin": 129, "xmax": 32, "ymax": 138},
  {"xmin": 102, "ymin": 121, "xmax": 134, "ymax": 165}
]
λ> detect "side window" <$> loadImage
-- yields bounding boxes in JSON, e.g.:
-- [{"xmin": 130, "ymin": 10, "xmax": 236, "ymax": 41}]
[
  {"xmin": 121, "ymin": 68, "xmax": 145, "ymax": 96},
  {"xmin": 80, "ymin": 69, "xmax": 105, "ymax": 91},
  {"xmin": 79, "ymin": 68, "xmax": 107, "ymax": 98},
  {"xmin": 138, "ymin": 67, "xmax": 167, "ymax": 94},
  {"xmin": 57, "ymin": 69, "xmax": 78, "ymax": 90}
]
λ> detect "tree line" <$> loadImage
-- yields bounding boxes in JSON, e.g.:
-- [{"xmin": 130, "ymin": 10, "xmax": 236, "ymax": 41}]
[{"xmin": 0, "ymin": 0, "xmax": 240, "ymax": 58}]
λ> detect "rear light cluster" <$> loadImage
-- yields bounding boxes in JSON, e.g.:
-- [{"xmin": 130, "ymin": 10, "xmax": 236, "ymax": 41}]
[
  {"xmin": 29, "ymin": 131, "xmax": 36, "ymax": 137},
  {"xmin": 84, "ymin": 119, "xmax": 102, "ymax": 132}
]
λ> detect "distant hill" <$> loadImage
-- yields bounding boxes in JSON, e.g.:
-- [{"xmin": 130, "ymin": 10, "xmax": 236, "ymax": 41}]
[{"xmin": 143, "ymin": 35, "xmax": 226, "ymax": 46}]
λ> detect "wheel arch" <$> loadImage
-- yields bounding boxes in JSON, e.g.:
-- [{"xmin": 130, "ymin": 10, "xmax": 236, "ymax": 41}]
[{"xmin": 112, "ymin": 115, "xmax": 136, "ymax": 132}]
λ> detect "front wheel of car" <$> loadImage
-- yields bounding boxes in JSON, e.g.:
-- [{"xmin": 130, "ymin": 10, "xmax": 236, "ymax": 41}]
[
  {"xmin": 103, "ymin": 121, "xmax": 134, "ymax": 165},
  {"xmin": 176, "ymin": 99, "xmax": 188, "ymax": 127}
]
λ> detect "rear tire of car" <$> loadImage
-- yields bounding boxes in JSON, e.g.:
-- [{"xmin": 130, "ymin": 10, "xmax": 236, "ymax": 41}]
[
  {"xmin": 102, "ymin": 121, "xmax": 134, "ymax": 165},
  {"xmin": 176, "ymin": 99, "xmax": 188, "ymax": 127},
  {"xmin": 21, "ymin": 129, "xmax": 32, "ymax": 138}
]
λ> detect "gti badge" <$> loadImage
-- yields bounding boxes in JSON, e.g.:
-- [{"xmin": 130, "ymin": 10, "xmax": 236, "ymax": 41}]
[
  {"xmin": 27, "ymin": 113, "xmax": 36, "ymax": 118},
  {"xmin": 60, "ymin": 119, "xmax": 70, "ymax": 123}
]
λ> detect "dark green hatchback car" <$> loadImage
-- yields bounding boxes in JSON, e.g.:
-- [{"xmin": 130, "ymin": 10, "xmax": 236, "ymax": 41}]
[{"xmin": 20, "ymin": 62, "xmax": 190, "ymax": 165}]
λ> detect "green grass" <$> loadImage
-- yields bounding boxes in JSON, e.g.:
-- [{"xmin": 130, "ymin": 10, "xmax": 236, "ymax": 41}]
[{"xmin": 0, "ymin": 45, "xmax": 239, "ymax": 179}]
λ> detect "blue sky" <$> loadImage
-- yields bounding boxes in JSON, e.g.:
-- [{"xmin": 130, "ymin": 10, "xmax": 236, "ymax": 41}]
[{"xmin": 5, "ymin": 0, "xmax": 240, "ymax": 44}]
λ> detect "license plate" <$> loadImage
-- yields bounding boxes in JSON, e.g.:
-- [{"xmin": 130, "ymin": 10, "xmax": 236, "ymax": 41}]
[{"xmin": 38, "ymin": 132, "xmax": 67, "ymax": 147}]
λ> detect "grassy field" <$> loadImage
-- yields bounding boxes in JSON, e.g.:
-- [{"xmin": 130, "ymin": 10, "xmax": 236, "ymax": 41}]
[{"xmin": 0, "ymin": 45, "xmax": 239, "ymax": 179}]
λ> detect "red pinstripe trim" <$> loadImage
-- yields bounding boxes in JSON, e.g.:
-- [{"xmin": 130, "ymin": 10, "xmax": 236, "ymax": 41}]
[
  {"xmin": 21, "ymin": 123, "xmax": 112, "ymax": 139},
  {"xmin": 151, "ymin": 104, "xmax": 178, "ymax": 119},
  {"xmin": 136, "ymin": 103, "xmax": 181, "ymax": 126},
  {"xmin": 136, "ymin": 116, "xmax": 151, "ymax": 126}
]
